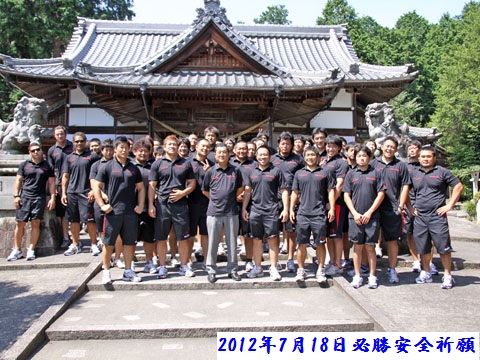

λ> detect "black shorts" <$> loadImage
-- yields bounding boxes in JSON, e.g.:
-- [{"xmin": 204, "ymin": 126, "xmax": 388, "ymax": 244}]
[
  {"xmin": 295, "ymin": 214, "xmax": 327, "ymax": 245},
  {"xmin": 342, "ymin": 207, "xmax": 349, "ymax": 233},
  {"xmin": 54, "ymin": 186, "xmax": 67, "ymax": 218},
  {"xmin": 279, "ymin": 202, "xmax": 295, "ymax": 233},
  {"xmin": 189, "ymin": 204, "xmax": 208, "ymax": 237},
  {"xmin": 380, "ymin": 209, "xmax": 403, "ymax": 241},
  {"xmin": 404, "ymin": 213, "xmax": 414, "ymax": 235},
  {"xmin": 154, "ymin": 201, "xmax": 190, "ymax": 241},
  {"xmin": 413, "ymin": 212, "xmax": 452, "ymax": 255},
  {"xmin": 16, "ymin": 197, "xmax": 46, "ymax": 222},
  {"xmin": 138, "ymin": 211, "xmax": 155, "ymax": 243},
  {"xmin": 327, "ymin": 204, "xmax": 347, "ymax": 238},
  {"xmin": 249, "ymin": 211, "xmax": 279, "ymax": 240},
  {"xmin": 94, "ymin": 202, "xmax": 104, "ymax": 233},
  {"xmin": 348, "ymin": 216, "xmax": 380, "ymax": 245},
  {"xmin": 103, "ymin": 213, "xmax": 138, "ymax": 246},
  {"xmin": 66, "ymin": 193, "xmax": 95, "ymax": 223}
]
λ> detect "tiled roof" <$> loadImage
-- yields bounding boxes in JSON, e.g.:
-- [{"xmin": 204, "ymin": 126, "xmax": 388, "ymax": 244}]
[{"xmin": 0, "ymin": 1, "xmax": 417, "ymax": 91}]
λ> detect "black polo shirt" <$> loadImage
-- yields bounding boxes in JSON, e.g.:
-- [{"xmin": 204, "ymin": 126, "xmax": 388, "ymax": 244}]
[
  {"xmin": 17, "ymin": 159, "xmax": 54, "ymax": 198},
  {"xmin": 47, "ymin": 140, "xmax": 73, "ymax": 185},
  {"xmin": 96, "ymin": 157, "xmax": 143, "ymax": 215},
  {"xmin": 188, "ymin": 157, "xmax": 213, "ymax": 208},
  {"xmin": 271, "ymin": 152, "xmax": 304, "ymax": 194},
  {"xmin": 202, "ymin": 163, "xmax": 243, "ymax": 216},
  {"xmin": 148, "ymin": 156, "xmax": 195, "ymax": 204},
  {"xmin": 343, "ymin": 165, "xmax": 386, "ymax": 216},
  {"xmin": 244, "ymin": 164, "xmax": 287, "ymax": 215},
  {"xmin": 62, "ymin": 150, "xmax": 100, "ymax": 194},
  {"xmin": 230, "ymin": 157, "xmax": 256, "ymax": 183},
  {"xmin": 292, "ymin": 166, "xmax": 335, "ymax": 216},
  {"xmin": 410, "ymin": 165, "xmax": 460, "ymax": 214},
  {"xmin": 371, "ymin": 157, "xmax": 410, "ymax": 210},
  {"xmin": 407, "ymin": 160, "xmax": 420, "ymax": 204},
  {"xmin": 322, "ymin": 154, "xmax": 349, "ymax": 204},
  {"xmin": 132, "ymin": 159, "xmax": 151, "ymax": 211}
]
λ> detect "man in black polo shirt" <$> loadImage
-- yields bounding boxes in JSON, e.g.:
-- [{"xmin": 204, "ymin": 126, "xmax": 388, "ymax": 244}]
[
  {"xmin": 312, "ymin": 127, "xmax": 328, "ymax": 166},
  {"xmin": 242, "ymin": 146, "xmax": 289, "ymax": 281},
  {"xmin": 271, "ymin": 131, "xmax": 304, "ymax": 273},
  {"xmin": 230, "ymin": 140, "xmax": 256, "ymax": 272},
  {"xmin": 61, "ymin": 132, "xmax": 101, "ymax": 256},
  {"xmin": 188, "ymin": 138, "xmax": 213, "ymax": 266},
  {"xmin": 290, "ymin": 146, "xmax": 335, "ymax": 286},
  {"xmin": 322, "ymin": 135, "xmax": 349, "ymax": 277},
  {"xmin": 8, "ymin": 142, "xmax": 56, "ymax": 261},
  {"xmin": 148, "ymin": 135, "xmax": 196, "ymax": 279},
  {"xmin": 47, "ymin": 125, "xmax": 73, "ymax": 249},
  {"xmin": 407, "ymin": 146, "xmax": 463, "ymax": 289},
  {"xmin": 370, "ymin": 136, "xmax": 410, "ymax": 284},
  {"xmin": 94, "ymin": 136, "xmax": 145, "ymax": 284},
  {"xmin": 344, "ymin": 145, "xmax": 386, "ymax": 289},
  {"xmin": 132, "ymin": 139, "xmax": 156, "ymax": 274},
  {"xmin": 202, "ymin": 143, "xmax": 244, "ymax": 283}
]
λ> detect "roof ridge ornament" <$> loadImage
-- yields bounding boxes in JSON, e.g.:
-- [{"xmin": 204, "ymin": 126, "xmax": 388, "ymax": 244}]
[{"xmin": 193, "ymin": 0, "xmax": 232, "ymax": 27}]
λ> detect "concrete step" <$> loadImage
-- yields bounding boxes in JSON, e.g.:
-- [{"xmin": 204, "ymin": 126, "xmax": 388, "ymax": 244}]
[
  {"xmin": 45, "ymin": 287, "xmax": 374, "ymax": 342},
  {"xmin": 31, "ymin": 338, "xmax": 217, "ymax": 359},
  {"xmin": 88, "ymin": 262, "xmax": 335, "ymax": 291}
]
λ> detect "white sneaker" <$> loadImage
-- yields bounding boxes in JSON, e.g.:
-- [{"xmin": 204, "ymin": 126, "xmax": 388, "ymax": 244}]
[
  {"xmin": 375, "ymin": 246, "xmax": 383, "ymax": 258},
  {"xmin": 113, "ymin": 258, "xmax": 125, "ymax": 269},
  {"xmin": 368, "ymin": 275, "xmax": 378, "ymax": 289},
  {"xmin": 269, "ymin": 265, "xmax": 282, "ymax": 281},
  {"xmin": 7, "ymin": 248, "xmax": 23, "ymax": 261},
  {"xmin": 217, "ymin": 244, "xmax": 226, "ymax": 256},
  {"xmin": 325, "ymin": 264, "xmax": 343, "ymax": 276},
  {"xmin": 26, "ymin": 248, "xmax": 36, "ymax": 261},
  {"xmin": 64, "ymin": 244, "xmax": 79, "ymax": 256},
  {"xmin": 295, "ymin": 268, "xmax": 306, "ymax": 283},
  {"xmin": 351, "ymin": 275, "xmax": 363, "ymax": 288},
  {"xmin": 441, "ymin": 274, "xmax": 455, "ymax": 289},
  {"xmin": 387, "ymin": 268, "xmax": 399, "ymax": 283},
  {"xmin": 247, "ymin": 265, "xmax": 264, "ymax": 278},
  {"xmin": 179, "ymin": 264, "xmax": 195, "ymax": 277},
  {"xmin": 239, "ymin": 245, "xmax": 246, "ymax": 256},
  {"xmin": 415, "ymin": 270, "xmax": 432, "ymax": 284},
  {"xmin": 286, "ymin": 259, "xmax": 295, "ymax": 273},
  {"xmin": 245, "ymin": 261, "xmax": 254, "ymax": 272},
  {"xmin": 102, "ymin": 269, "xmax": 112, "ymax": 285},
  {"xmin": 157, "ymin": 265, "xmax": 168, "ymax": 279},
  {"xmin": 131, "ymin": 260, "xmax": 136, "ymax": 272},
  {"xmin": 280, "ymin": 243, "xmax": 288, "ymax": 254},
  {"xmin": 170, "ymin": 256, "xmax": 180, "ymax": 267},
  {"xmin": 143, "ymin": 260, "xmax": 157, "ymax": 274},
  {"xmin": 316, "ymin": 268, "xmax": 327, "ymax": 283},
  {"xmin": 430, "ymin": 263, "xmax": 439, "ymax": 275},
  {"xmin": 411, "ymin": 260, "xmax": 421, "ymax": 273},
  {"xmin": 152, "ymin": 256, "xmax": 159, "ymax": 267},
  {"xmin": 122, "ymin": 269, "xmax": 141, "ymax": 282},
  {"xmin": 91, "ymin": 244, "xmax": 101, "ymax": 256}
]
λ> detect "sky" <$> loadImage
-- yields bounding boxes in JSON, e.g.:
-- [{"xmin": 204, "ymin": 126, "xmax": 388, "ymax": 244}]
[{"xmin": 132, "ymin": 0, "xmax": 469, "ymax": 28}]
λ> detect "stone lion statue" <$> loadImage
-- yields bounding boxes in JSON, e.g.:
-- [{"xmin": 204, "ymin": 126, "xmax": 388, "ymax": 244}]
[
  {"xmin": 0, "ymin": 97, "xmax": 48, "ymax": 153},
  {"xmin": 365, "ymin": 102, "xmax": 410, "ymax": 159}
]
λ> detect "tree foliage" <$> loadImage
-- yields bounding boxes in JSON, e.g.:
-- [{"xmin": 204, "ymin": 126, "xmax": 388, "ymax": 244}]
[
  {"xmin": 254, "ymin": 5, "xmax": 291, "ymax": 25},
  {"xmin": 0, "ymin": 0, "xmax": 134, "ymax": 121},
  {"xmin": 430, "ymin": 2, "xmax": 480, "ymax": 169}
]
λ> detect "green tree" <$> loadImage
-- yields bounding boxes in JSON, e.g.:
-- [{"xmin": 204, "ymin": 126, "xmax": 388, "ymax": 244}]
[
  {"xmin": 430, "ymin": 1, "xmax": 480, "ymax": 168},
  {"xmin": 0, "ymin": 0, "xmax": 134, "ymax": 121},
  {"xmin": 254, "ymin": 5, "xmax": 291, "ymax": 25},
  {"xmin": 316, "ymin": 0, "xmax": 357, "ymax": 25}
]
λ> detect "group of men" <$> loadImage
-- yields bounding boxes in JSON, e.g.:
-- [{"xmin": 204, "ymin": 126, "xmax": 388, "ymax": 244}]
[{"xmin": 6, "ymin": 125, "xmax": 462, "ymax": 289}]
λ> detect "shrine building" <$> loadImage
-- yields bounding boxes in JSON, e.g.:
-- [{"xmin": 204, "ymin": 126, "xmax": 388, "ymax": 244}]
[{"xmin": 0, "ymin": 0, "xmax": 417, "ymax": 142}]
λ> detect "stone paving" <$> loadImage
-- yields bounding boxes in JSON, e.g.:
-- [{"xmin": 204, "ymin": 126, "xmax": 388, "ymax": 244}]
[{"xmin": 0, "ymin": 213, "xmax": 479, "ymax": 359}]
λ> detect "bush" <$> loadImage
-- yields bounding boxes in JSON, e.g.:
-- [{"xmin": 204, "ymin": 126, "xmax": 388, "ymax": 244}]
[{"xmin": 451, "ymin": 166, "xmax": 480, "ymax": 200}]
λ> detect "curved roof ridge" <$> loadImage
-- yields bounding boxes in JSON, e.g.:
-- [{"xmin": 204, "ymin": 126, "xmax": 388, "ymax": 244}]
[{"xmin": 62, "ymin": 20, "xmax": 97, "ymax": 69}]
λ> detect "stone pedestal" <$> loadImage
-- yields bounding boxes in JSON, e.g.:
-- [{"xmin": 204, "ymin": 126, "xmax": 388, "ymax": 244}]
[{"xmin": 0, "ymin": 154, "xmax": 62, "ymax": 258}]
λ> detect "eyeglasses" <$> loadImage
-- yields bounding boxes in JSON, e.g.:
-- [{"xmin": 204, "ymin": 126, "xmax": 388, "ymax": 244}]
[
  {"xmin": 30, "ymin": 148, "xmax": 41, "ymax": 153},
  {"xmin": 74, "ymin": 140, "xmax": 86, "ymax": 143}
]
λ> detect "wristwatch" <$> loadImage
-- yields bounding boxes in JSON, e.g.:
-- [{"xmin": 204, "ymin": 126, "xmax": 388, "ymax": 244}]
[{"xmin": 13, "ymin": 195, "xmax": 20, "ymax": 198}]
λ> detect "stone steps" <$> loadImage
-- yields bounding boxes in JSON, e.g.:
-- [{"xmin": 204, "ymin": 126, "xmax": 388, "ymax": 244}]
[{"xmin": 45, "ymin": 286, "xmax": 374, "ymax": 342}]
